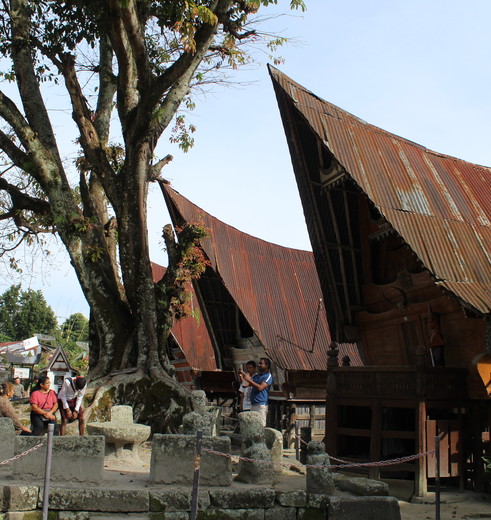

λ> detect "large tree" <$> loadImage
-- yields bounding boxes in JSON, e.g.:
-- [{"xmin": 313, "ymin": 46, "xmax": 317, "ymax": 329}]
[{"xmin": 0, "ymin": 0, "xmax": 304, "ymax": 424}]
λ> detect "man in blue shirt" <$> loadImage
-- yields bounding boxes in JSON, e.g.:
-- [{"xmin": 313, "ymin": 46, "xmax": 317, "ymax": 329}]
[{"xmin": 239, "ymin": 358, "xmax": 273, "ymax": 426}]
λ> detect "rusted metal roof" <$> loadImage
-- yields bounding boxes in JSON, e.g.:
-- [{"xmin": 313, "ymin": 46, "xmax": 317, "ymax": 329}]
[
  {"xmin": 150, "ymin": 262, "xmax": 217, "ymax": 372},
  {"xmin": 269, "ymin": 65, "xmax": 491, "ymax": 315},
  {"xmin": 162, "ymin": 185, "xmax": 363, "ymax": 370}
]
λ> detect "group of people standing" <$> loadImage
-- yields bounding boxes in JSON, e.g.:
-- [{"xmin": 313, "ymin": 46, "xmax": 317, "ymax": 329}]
[
  {"xmin": 238, "ymin": 357, "xmax": 273, "ymax": 427},
  {"xmin": 0, "ymin": 375, "xmax": 87, "ymax": 436}
]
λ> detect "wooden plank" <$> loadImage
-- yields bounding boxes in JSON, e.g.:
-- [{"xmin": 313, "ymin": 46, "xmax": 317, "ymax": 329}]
[
  {"xmin": 426, "ymin": 419, "xmax": 436, "ymax": 478},
  {"xmin": 439, "ymin": 422, "xmax": 451, "ymax": 478},
  {"xmin": 415, "ymin": 400, "xmax": 427, "ymax": 497}
]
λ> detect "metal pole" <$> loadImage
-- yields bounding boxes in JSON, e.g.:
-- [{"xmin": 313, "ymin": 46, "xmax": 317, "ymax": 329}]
[
  {"xmin": 295, "ymin": 422, "xmax": 300, "ymax": 462},
  {"xmin": 189, "ymin": 430, "xmax": 203, "ymax": 520},
  {"xmin": 42, "ymin": 423, "xmax": 55, "ymax": 520},
  {"xmin": 435, "ymin": 435, "xmax": 441, "ymax": 520}
]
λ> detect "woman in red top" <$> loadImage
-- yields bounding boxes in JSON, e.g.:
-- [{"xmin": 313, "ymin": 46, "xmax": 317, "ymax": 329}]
[{"xmin": 30, "ymin": 376, "xmax": 58, "ymax": 435}]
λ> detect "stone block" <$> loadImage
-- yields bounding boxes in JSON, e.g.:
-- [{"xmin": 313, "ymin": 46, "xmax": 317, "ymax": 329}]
[
  {"xmin": 0, "ymin": 486, "xmax": 38, "ymax": 512},
  {"xmin": 197, "ymin": 509, "xmax": 264, "ymax": 520},
  {"xmin": 263, "ymin": 429, "xmax": 283, "ymax": 474},
  {"xmin": 150, "ymin": 435, "xmax": 232, "ymax": 486},
  {"xmin": 45, "ymin": 488, "xmax": 149, "ymax": 512},
  {"xmin": 275, "ymin": 491, "xmax": 307, "ymax": 508},
  {"xmin": 0, "ymin": 513, "xmax": 55, "ymax": 520},
  {"xmin": 58, "ymin": 513, "xmax": 90, "ymax": 519},
  {"xmin": 297, "ymin": 508, "xmax": 326, "ymax": 520},
  {"xmin": 149, "ymin": 488, "xmax": 210, "ymax": 511},
  {"xmin": 335, "ymin": 477, "xmax": 389, "ymax": 496},
  {"xmin": 13, "ymin": 436, "xmax": 105, "ymax": 484},
  {"xmin": 158, "ymin": 513, "xmax": 188, "ymax": 520},
  {"xmin": 328, "ymin": 496, "xmax": 401, "ymax": 520},
  {"xmin": 306, "ymin": 495, "xmax": 330, "ymax": 509},
  {"xmin": 264, "ymin": 506, "xmax": 296, "ymax": 520},
  {"xmin": 210, "ymin": 489, "xmax": 275, "ymax": 509},
  {"xmin": 0, "ymin": 418, "xmax": 15, "ymax": 479}
]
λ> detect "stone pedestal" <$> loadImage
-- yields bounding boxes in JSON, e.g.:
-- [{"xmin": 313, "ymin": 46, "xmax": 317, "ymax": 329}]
[
  {"xmin": 306, "ymin": 441, "xmax": 334, "ymax": 494},
  {"xmin": 235, "ymin": 411, "xmax": 276, "ymax": 484}
]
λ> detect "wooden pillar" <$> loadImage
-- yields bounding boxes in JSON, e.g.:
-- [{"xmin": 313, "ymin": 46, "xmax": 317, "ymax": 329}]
[
  {"xmin": 326, "ymin": 342, "xmax": 339, "ymax": 455},
  {"xmin": 369, "ymin": 400, "xmax": 382, "ymax": 480},
  {"xmin": 415, "ymin": 399, "xmax": 428, "ymax": 497}
]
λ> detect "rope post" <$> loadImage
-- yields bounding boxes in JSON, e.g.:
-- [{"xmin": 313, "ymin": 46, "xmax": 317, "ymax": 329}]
[
  {"xmin": 435, "ymin": 435, "xmax": 441, "ymax": 520},
  {"xmin": 189, "ymin": 430, "xmax": 203, "ymax": 520},
  {"xmin": 42, "ymin": 423, "xmax": 55, "ymax": 520},
  {"xmin": 295, "ymin": 422, "xmax": 300, "ymax": 462}
]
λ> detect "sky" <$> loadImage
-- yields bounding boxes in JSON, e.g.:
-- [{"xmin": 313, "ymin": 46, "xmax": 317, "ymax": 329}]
[{"xmin": 1, "ymin": 0, "xmax": 491, "ymax": 323}]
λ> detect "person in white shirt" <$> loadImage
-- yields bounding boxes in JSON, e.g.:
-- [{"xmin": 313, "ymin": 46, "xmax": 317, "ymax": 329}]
[
  {"xmin": 57, "ymin": 376, "xmax": 87, "ymax": 435},
  {"xmin": 238, "ymin": 360, "xmax": 256, "ymax": 411}
]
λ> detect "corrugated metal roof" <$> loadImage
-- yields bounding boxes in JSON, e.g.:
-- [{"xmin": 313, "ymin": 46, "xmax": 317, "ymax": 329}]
[
  {"xmin": 269, "ymin": 66, "xmax": 491, "ymax": 315},
  {"xmin": 162, "ymin": 185, "xmax": 363, "ymax": 370},
  {"xmin": 150, "ymin": 262, "xmax": 217, "ymax": 372}
]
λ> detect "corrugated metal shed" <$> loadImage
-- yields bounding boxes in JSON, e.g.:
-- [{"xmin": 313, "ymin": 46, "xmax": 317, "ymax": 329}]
[
  {"xmin": 150, "ymin": 262, "xmax": 217, "ymax": 372},
  {"xmin": 269, "ymin": 66, "xmax": 491, "ymax": 315},
  {"xmin": 162, "ymin": 185, "xmax": 362, "ymax": 370}
]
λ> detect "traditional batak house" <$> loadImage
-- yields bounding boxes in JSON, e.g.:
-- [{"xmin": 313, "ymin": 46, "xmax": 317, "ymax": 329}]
[
  {"xmin": 269, "ymin": 65, "xmax": 491, "ymax": 494},
  {"xmin": 160, "ymin": 184, "xmax": 362, "ymax": 441}
]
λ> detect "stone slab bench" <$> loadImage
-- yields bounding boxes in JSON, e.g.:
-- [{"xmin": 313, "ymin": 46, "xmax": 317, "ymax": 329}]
[
  {"xmin": 12, "ymin": 435, "xmax": 105, "ymax": 484},
  {"xmin": 150, "ymin": 434, "xmax": 232, "ymax": 486},
  {"xmin": 87, "ymin": 405, "xmax": 151, "ymax": 460}
]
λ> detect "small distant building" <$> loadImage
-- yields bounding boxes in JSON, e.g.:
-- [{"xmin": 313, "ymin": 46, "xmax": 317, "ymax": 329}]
[{"xmin": 45, "ymin": 346, "xmax": 78, "ymax": 391}]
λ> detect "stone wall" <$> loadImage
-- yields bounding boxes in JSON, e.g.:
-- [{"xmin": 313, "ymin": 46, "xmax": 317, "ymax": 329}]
[{"xmin": 0, "ymin": 485, "xmax": 401, "ymax": 520}]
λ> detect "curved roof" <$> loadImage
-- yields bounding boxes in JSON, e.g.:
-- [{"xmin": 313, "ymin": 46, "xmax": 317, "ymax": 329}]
[
  {"xmin": 269, "ymin": 65, "xmax": 491, "ymax": 315},
  {"xmin": 162, "ymin": 184, "xmax": 363, "ymax": 370}
]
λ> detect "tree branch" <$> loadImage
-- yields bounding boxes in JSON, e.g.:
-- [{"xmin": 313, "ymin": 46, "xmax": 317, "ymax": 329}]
[
  {"xmin": 59, "ymin": 53, "xmax": 120, "ymax": 207},
  {"xmin": 93, "ymin": 37, "xmax": 117, "ymax": 145},
  {"xmin": 107, "ymin": 0, "xmax": 140, "ymax": 122},
  {"xmin": 149, "ymin": 154, "xmax": 173, "ymax": 181},
  {"xmin": 10, "ymin": 0, "xmax": 63, "ymax": 166},
  {"xmin": 0, "ymin": 176, "xmax": 51, "ymax": 216},
  {"xmin": 119, "ymin": 0, "xmax": 152, "ymax": 88}
]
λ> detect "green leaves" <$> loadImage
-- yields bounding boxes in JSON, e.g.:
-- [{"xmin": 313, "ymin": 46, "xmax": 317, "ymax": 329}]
[{"xmin": 0, "ymin": 284, "xmax": 57, "ymax": 340}]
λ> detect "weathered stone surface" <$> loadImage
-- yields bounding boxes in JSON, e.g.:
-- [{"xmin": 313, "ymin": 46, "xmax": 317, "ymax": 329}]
[
  {"xmin": 149, "ymin": 488, "xmax": 210, "ymax": 511},
  {"xmin": 264, "ymin": 506, "xmax": 296, "ymax": 520},
  {"xmin": 150, "ymin": 435, "xmax": 232, "ymax": 486},
  {"xmin": 305, "ymin": 442, "xmax": 334, "ymax": 495},
  {"xmin": 335, "ymin": 477, "xmax": 389, "ymax": 496},
  {"xmin": 0, "ymin": 418, "xmax": 15, "ymax": 479},
  {"xmin": 110, "ymin": 405, "xmax": 133, "ymax": 423},
  {"xmin": 306, "ymin": 495, "xmax": 330, "ymax": 509},
  {"xmin": 235, "ymin": 413, "xmax": 275, "ymax": 485},
  {"xmin": 197, "ymin": 509, "xmax": 264, "ymax": 520},
  {"xmin": 58, "ymin": 513, "xmax": 90, "ymax": 519},
  {"xmin": 45, "ymin": 488, "xmax": 149, "ymax": 512},
  {"xmin": 191, "ymin": 391, "xmax": 208, "ymax": 414},
  {"xmin": 0, "ymin": 513, "xmax": 44, "ymax": 520},
  {"xmin": 181, "ymin": 412, "xmax": 215, "ymax": 436},
  {"xmin": 275, "ymin": 491, "xmax": 307, "ymax": 508},
  {"xmin": 14, "ymin": 436, "xmax": 105, "ymax": 484},
  {"xmin": 87, "ymin": 405, "xmax": 151, "ymax": 460},
  {"xmin": 328, "ymin": 496, "xmax": 401, "ymax": 520},
  {"xmin": 159, "ymin": 512, "xmax": 188, "ymax": 520},
  {"xmin": 297, "ymin": 508, "xmax": 326, "ymax": 520},
  {"xmin": 0, "ymin": 485, "xmax": 38, "ymax": 512},
  {"xmin": 210, "ymin": 489, "xmax": 275, "ymax": 509},
  {"xmin": 263, "ymin": 429, "xmax": 283, "ymax": 475}
]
